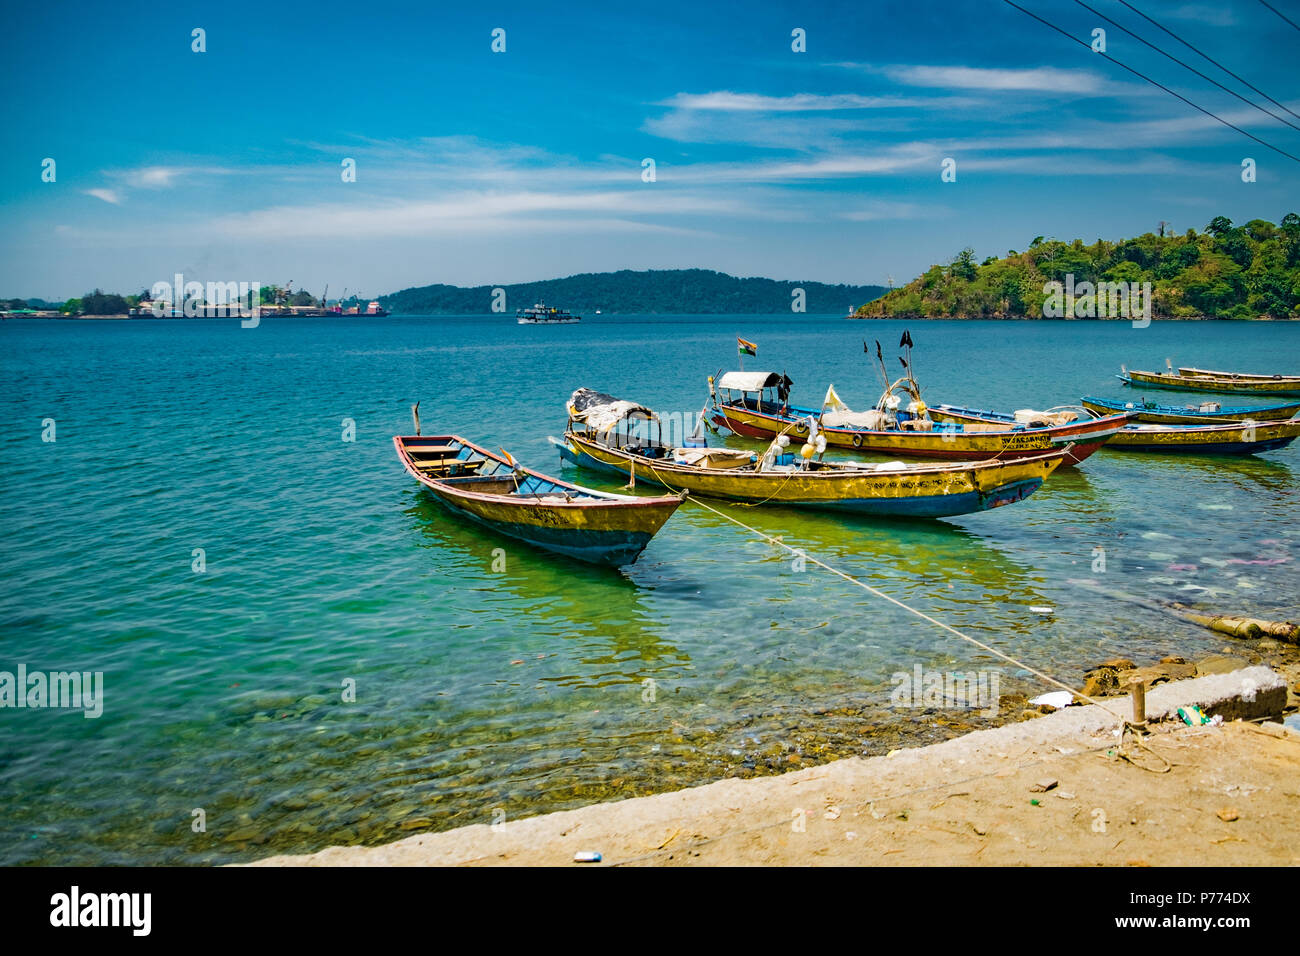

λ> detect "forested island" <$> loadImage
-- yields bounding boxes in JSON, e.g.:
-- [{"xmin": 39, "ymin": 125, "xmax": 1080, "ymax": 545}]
[
  {"xmin": 11, "ymin": 216, "xmax": 1299, "ymax": 320},
  {"xmin": 856, "ymin": 215, "xmax": 1300, "ymax": 320},
  {"xmin": 378, "ymin": 269, "xmax": 886, "ymax": 315}
]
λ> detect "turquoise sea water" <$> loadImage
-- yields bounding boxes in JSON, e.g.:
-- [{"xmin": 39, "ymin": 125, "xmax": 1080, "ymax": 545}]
[{"xmin": 1, "ymin": 314, "xmax": 1297, "ymax": 865}]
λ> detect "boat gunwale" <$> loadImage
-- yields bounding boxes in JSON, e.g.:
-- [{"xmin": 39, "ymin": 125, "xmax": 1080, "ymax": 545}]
[
  {"xmin": 917, "ymin": 404, "xmax": 1130, "ymax": 436},
  {"xmin": 393, "ymin": 434, "xmax": 683, "ymax": 510},
  {"xmin": 1177, "ymin": 366, "xmax": 1300, "ymax": 383},
  {"xmin": 1080, "ymin": 395, "xmax": 1300, "ymax": 420},
  {"xmin": 717, "ymin": 396, "xmax": 1127, "ymax": 440},
  {"xmin": 1120, "ymin": 370, "xmax": 1300, "ymax": 395},
  {"xmin": 1115, "ymin": 418, "xmax": 1300, "ymax": 437},
  {"xmin": 562, "ymin": 428, "xmax": 1070, "ymax": 479}
]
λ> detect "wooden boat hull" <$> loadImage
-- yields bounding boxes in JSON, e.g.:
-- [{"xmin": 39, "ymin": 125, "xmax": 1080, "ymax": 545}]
[
  {"xmin": 394, "ymin": 435, "xmax": 682, "ymax": 565},
  {"xmin": 556, "ymin": 433, "xmax": 1065, "ymax": 518},
  {"xmin": 710, "ymin": 401, "xmax": 1124, "ymax": 466},
  {"xmin": 1080, "ymin": 395, "xmax": 1300, "ymax": 424},
  {"xmin": 1104, "ymin": 419, "xmax": 1300, "ymax": 455},
  {"xmin": 1121, "ymin": 370, "xmax": 1300, "ymax": 397},
  {"xmin": 1178, "ymin": 366, "xmax": 1300, "ymax": 383}
]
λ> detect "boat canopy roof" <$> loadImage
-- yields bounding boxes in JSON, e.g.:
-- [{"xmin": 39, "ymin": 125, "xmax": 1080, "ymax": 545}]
[
  {"xmin": 716, "ymin": 371, "xmax": 792, "ymax": 392},
  {"xmin": 568, "ymin": 387, "xmax": 656, "ymax": 433}
]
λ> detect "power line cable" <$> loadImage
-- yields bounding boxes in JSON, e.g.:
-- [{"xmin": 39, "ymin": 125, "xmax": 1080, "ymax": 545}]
[
  {"xmin": 1257, "ymin": 0, "xmax": 1300, "ymax": 33},
  {"xmin": 1002, "ymin": 0, "xmax": 1300, "ymax": 165},
  {"xmin": 1074, "ymin": 0, "xmax": 1300, "ymax": 131},
  {"xmin": 1117, "ymin": 0, "xmax": 1300, "ymax": 124}
]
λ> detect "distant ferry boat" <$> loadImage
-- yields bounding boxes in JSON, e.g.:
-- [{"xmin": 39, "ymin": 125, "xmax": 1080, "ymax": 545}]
[{"xmin": 517, "ymin": 302, "xmax": 580, "ymax": 325}]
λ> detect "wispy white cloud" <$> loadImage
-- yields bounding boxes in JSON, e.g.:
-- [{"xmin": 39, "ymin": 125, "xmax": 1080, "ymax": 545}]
[
  {"xmin": 656, "ymin": 91, "xmax": 963, "ymax": 112},
  {"xmin": 201, "ymin": 190, "xmax": 743, "ymax": 241},
  {"xmin": 861, "ymin": 63, "xmax": 1120, "ymax": 95},
  {"xmin": 109, "ymin": 165, "xmax": 240, "ymax": 188},
  {"xmin": 646, "ymin": 89, "xmax": 978, "ymax": 148},
  {"xmin": 1165, "ymin": 3, "xmax": 1237, "ymax": 26},
  {"xmin": 670, "ymin": 145, "xmax": 937, "ymax": 183},
  {"xmin": 84, "ymin": 188, "xmax": 122, "ymax": 204}
]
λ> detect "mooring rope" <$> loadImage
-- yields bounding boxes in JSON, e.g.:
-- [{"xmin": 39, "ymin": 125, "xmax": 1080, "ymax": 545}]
[
  {"xmin": 576, "ymin": 434, "xmax": 1172, "ymax": 770},
  {"xmin": 680, "ymin": 492, "xmax": 1129, "ymax": 718}
]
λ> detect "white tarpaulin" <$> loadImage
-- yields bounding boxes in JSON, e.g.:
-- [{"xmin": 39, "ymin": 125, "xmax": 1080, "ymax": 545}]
[
  {"xmin": 717, "ymin": 371, "xmax": 787, "ymax": 392},
  {"xmin": 822, "ymin": 408, "xmax": 888, "ymax": 429},
  {"xmin": 568, "ymin": 387, "xmax": 655, "ymax": 434}
]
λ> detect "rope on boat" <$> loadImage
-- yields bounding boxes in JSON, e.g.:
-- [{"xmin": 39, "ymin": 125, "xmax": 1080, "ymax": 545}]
[{"xmin": 623, "ymin": 444, "xmax": 804, "ymax": 508}]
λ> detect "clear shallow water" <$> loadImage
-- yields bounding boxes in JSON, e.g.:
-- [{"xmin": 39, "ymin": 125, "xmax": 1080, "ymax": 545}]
[{"xmin": 1, "ymin": 314, "xmax": 1297, "ymax": 864}]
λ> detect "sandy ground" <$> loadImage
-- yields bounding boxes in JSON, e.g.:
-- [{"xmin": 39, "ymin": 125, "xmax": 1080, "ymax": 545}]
[{"xmin": 254, "ymin": 666, "xmax": 1300, "ymax": 867}]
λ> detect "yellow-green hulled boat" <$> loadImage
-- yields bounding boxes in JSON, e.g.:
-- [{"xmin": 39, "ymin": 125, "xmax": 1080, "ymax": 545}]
[
  {"xmin": 1120, "ymin": 363, "xmax": 1300, "ymax": 397},
  {"xmin": 553, "ymin": 389, "xmax": 1068, "ymax": 518},
  {"xmin": 1104, "ymin": 418, "xmax": 1300, "ymax": 455},
  {"xmin": 393, "ymin": 433, "xmax": 683, "ymax": 565}
]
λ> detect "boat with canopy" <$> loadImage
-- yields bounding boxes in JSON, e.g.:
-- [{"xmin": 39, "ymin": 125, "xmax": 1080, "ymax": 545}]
[
  {"xmin": 553, "ymin": 388, "xmax": 1069, "ymax": 518},
  {"xmin": 707, "ymin": 370, "xmax": 1125, "ymax": 465}
]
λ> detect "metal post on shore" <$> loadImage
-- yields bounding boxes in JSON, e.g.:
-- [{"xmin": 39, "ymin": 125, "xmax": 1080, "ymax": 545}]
[{"xmin": 1129, "ymin": 677, "xmax": 1147, "ymax": 733}]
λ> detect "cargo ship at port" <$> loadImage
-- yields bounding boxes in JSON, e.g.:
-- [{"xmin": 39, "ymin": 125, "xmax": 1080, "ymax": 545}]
[
  {"xmin": 517, "ymin": 302, "xmax": 580, "ymax": 325},
  {"xmin": 332, "ymin": 299, "xmax": 389, "ymax": 317}
]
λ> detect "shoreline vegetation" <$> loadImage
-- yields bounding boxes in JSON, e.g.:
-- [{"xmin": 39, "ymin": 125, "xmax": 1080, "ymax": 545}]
[
  {"xmin": 6, "ymin": 215, "xmax": 1299, "ymax": 321},
  {"xmin": 855, "ymin": 215, "xmax": 1300, "ymax": 321},
  {"xmin": 0, "ymin": 270, "xmax": 887, "ymax": 319}
]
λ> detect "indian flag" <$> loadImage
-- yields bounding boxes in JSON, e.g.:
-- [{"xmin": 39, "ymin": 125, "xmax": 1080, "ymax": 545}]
[{"xmin": 737, "ymin": 336, "xmax": 757, "ymax": 357}]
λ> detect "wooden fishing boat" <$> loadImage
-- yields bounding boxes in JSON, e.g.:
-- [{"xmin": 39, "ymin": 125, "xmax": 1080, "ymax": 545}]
[
  {"xmin": 393, "ymin": 433, "xmax": 683, "ymax": 566},
  {"xmin": 927, "ymin": 404, "xmax": 1300, "ymax": 456},
  {"xmin": 707, "ymin": 371, "xmax": 1125, "ymax": 466},
  {"xmin": 1104, "ymin": 419, "xmax": 1300, "ymax": 455},
  {"xmin": 1119, "ymin": 363, "xmax": 1300, "ymax": 397},
  {"xmin": 1178, "ymin": 366, "xmax": 1300, "ymax": 383},
  {"xmin": 555, "ymin": 388, "xmax": 1069, "ymax": 518},
  {"xmin": 1080, "ymin": 395, "xmax": 1300, "ymax": 425}
]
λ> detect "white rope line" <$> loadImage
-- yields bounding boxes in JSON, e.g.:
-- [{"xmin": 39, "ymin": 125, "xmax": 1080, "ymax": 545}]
[{"xmin": 678, "ymin": 494, "xmax": 1131, "ymax": 722}]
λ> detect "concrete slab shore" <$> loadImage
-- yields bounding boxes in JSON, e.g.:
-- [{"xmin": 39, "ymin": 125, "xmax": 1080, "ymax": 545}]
[{"xmin": 252, "ymin": 667, "xmax": 1299, "ymax": 867}]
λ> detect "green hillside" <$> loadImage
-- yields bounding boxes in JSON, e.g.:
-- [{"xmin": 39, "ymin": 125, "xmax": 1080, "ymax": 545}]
[
  {"xmin": 856, "ymin": 215, "xmax": 1300, "ymax": 320},
  {"xmin": 380, "ymin": 269, "xmax": 886, "ymax": 315}
]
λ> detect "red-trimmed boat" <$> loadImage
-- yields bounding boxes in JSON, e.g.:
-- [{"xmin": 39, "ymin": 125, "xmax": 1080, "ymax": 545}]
[
  {"xmin": 393, "ymin": 433, "xmax": 683, "ymax": 566},
  {"xmin": 707, "ymin": 371, "xmax": 1126, "ymax": 466},
  {"xmin": 928, "ymin": 404, "xmax": 1300, "ymax": 456}
]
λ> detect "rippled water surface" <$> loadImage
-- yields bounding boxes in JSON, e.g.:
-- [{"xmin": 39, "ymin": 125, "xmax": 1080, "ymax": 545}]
[{"xmin": 1, "ymin": 315, "xmax": 1297, "ymax": 864}]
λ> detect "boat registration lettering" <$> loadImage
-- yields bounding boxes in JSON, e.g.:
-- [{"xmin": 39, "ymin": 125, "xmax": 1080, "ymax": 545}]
[{"xmin": 1003, "ymin": 434, "xmax": 1051, "ymax": 450}]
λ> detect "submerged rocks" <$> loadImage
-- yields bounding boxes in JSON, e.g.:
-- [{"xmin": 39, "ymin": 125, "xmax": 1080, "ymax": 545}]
[
  {"xmin": 1078, "ymin": 657, "xmax": 1201, "ymax": 700},
  {"xmin": 1194, "ymin": 655, "xmax": 1252, "ymax": 676}
]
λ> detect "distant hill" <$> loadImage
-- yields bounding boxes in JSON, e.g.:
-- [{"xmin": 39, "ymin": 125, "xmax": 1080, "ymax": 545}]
[
  {"xmin": 379, "ymin": 269, "xmax": 886, "ymax": 315},
  {"xmin": 856, "ymin": 214, "xmax": 1300, "ymax": 320}
]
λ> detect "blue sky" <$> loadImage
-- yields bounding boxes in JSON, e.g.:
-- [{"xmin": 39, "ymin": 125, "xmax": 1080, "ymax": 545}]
[{"xmin": 2, "ymin": 0, "xmax": 1298, "ymax": 300}]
